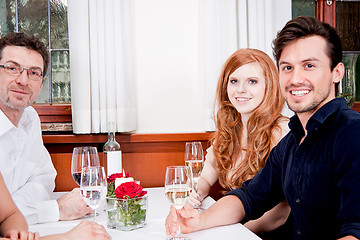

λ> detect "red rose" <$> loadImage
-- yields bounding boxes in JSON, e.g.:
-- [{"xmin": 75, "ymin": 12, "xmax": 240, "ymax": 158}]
[
  {"xmin": 115, "ymin": 181, "xmax": 147, "ymax": 199},
  {"xmin": 107, "ymin": 172, "xmax": 132, "ymax": 183}
]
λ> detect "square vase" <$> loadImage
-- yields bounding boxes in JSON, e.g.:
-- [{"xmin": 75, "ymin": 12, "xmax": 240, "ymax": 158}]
[{"xmin": 106, "ymin": 195, "xmax": 147, "ymax": 231}]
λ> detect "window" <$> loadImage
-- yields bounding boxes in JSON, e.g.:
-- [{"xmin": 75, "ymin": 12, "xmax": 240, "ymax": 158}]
[
  {"xmin": 0, "ymin": 0, "xmax": 70, "ymax": 104},
  {"xmin": 292, "ymin": 0, "xmax": 316, "ymax": 18}
]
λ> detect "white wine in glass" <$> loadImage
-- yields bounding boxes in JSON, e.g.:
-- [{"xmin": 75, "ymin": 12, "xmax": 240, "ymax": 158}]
[
  {"xmin": 80, "ymin": 166, "xmax": 107, "ymax": 222},
  {"xmin": 165, "ymin": 166, "xmax": 192, "ymax": 240},
  {"xmin": 184, "ymin": 142, "xmax": 204, "ymax": 191}
]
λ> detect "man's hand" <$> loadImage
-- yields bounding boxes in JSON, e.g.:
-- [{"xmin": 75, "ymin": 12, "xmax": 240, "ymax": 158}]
[
  {"xmin": 4, "ymin": 230, "xmax": 39, "ymax": 240},
  {"xmin": 57, "ymin": 188, "xmax": 93, "ymax": 221},
  {"xmin": 165, "ymin": 195, "xmax": 245, "ymax": 236},
  {"xmin": 165, "ymin": 204, "xmax": 201, "ymax": 236}
]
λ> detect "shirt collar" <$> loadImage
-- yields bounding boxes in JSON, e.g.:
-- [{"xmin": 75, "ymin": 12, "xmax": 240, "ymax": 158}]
[
  {"xmin": 289, "ymin": 98, "xmax": 348, "ymax": 138},
  {"xmin": 0, "ymin": 109, "xmax": 16, "ymax": 136},
  {"xmin": 0, "ymin": 107, "xmax": 35, "ymax": 137}
]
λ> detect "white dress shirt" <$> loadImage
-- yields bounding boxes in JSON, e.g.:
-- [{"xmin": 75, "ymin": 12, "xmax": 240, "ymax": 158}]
[{"xmin": 0, "ymin": 106, "xmax": 58, "ymax": 224}]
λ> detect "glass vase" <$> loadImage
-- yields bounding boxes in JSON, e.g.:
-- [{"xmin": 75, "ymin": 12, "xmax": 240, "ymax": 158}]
[{"xmin": 106, "ymin": 195, "xmax": 147, "ymax": 231}]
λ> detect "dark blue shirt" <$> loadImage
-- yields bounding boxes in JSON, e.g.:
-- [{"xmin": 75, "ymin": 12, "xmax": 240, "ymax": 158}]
[{"xmin": 227, "ymin": 98, "xmax": 360, "ymax": 239}]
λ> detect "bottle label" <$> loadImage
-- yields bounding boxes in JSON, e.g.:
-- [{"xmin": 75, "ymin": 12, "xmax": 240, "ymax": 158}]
[{"xmin": 105, "ymin": 151, "xmax": 122, "ymax": 176}]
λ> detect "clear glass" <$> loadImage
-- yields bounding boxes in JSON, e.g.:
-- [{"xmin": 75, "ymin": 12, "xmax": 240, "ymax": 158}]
[
  {"xmin": 184, "ymin": 142, "xmax": 204, "ymax": 192},
  {"xmin": 164, "ymin": 166, "xmax": 192, "ymax": 240},
  {"xmin": 50, "ymin": 0, "xmax": 69, "ymax": 49},
  {"xmin": 292, "ymin": 0, "xmax": 316, "ymax": 19},
  {"xmin": 106, "ymin": 195, "xmax": 147, "ymax": 231},
  {"xmin": 71, "ymin": 146, "xmax": 100, "ymax": 186},
  {"xmin": 338, "ymin": 52, "xmax": 359, "ymax": 107},
  {"xmin": 0, "ymin": 0, "xmax": 16, "ymax": 35},
  {"xmin": 18, "ymin": 0, "xmax": 49, "ymax": 46},
  {"xmin": 80, "ymin": 166, "xmax": 107, "ymax": 222},
  {"xmin": 104, "ymin": 122, "xmax": 122, "ymax": 176},
  {"xmin": 35, "ymin": 70, "xmax": 50, "ymax": 103},
  {"xmin": 104, "ymin": 122, "xmax": 121, "ymax": 152},
  {"xmin": 51, "ymin": 50, "xmax": 71, "ymax": 103}
]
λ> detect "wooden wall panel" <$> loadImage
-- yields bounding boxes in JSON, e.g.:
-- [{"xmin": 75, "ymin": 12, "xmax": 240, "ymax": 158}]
[
  {"xmin": 47, "ymin": 133, "xmax": 213, "ymax": 192},
  {"xmin": 52, "ymin": 153, "xmax": 77, "ymax": 192},
  {"xmin": 122, "ymin": 152, "xmax": 185, "ymax": 188}
]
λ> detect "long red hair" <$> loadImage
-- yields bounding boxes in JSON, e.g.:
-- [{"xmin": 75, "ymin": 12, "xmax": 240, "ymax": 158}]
[{"xmin": 212, "ymin": 48, "xmax": 287, "ymax": 190}]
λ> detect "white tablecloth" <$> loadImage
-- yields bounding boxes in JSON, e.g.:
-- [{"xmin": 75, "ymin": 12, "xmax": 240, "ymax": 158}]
[{"xmin": 29, "ymin": 187, "xmax": 260, "ymax": 240}]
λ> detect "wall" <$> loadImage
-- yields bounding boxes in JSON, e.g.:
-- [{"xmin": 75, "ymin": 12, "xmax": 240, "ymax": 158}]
[
  {"xmin": 132, "ymin": 0, "xmax": 293, "ymax": 133},
  {"xmin": 133, "ymin": 0, "xmax": 207, "ymax": 133}
]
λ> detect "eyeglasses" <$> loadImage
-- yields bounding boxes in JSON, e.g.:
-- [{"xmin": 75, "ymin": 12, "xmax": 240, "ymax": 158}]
[{"xmin": 0, "ymin": 62, "xmax": 43, "ymax": 81}]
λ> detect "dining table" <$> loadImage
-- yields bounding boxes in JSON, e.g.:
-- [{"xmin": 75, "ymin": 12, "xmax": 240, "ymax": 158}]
[{"xmin": 29, "ymin": 187, "xmax": 261, "ymax": 240}]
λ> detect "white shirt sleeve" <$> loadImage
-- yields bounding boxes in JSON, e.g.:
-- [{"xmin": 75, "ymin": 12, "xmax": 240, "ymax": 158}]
[
  {"xmin": 11, "ymin": 144, "xmax": 59, "ymax": 223},
  {"xmin": 0, "ymin": 107, "xmax": 58, "ymax": 224}
]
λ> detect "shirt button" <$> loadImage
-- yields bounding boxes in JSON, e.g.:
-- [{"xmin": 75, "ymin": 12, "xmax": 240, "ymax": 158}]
[{"xmin": 296, "ymin": 199, "xmax": 300, "ymax": 203}]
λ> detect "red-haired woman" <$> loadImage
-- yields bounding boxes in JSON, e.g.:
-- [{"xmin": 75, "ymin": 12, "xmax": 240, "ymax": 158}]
[{"xmin": 191, "ymin": 48, "xmax": 291, "ymax": 236}]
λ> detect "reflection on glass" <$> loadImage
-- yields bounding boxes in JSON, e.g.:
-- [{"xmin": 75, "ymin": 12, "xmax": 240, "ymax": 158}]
[
  {"xmin": 338, "ymin": 52, "xmax": 359, "ymax": 107},
  {"xmin": 18, "ymin": 0, "xmax": 49, "ymax": 46},
  {"xmin": 50, "ymin": 0, "xmax": 69, "ymax": 49},
  {"xmin": 51, "ymin": 50, "xmax": 71, "ymax": 103},
  {"xmin": 292, "ymin": 0, "xmax": 316, "ymax": 19},
  {"xmin": 35, "ymin": 71, "xmax": 50, "ymax": 103},
  {"xmin": 0, "ymin": 0, "xmax": 16, "ymax": 36}
]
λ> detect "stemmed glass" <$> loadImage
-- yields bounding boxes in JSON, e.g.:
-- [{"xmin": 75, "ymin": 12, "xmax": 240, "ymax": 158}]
[
  {"xmin": 71, "ymin": 146, "xmax": 100, "ymax": 186},
  {"xmin": 184, "ymin": 142, "xmax": 204, "ymax": 192},
  {"xmin": 165, "ymin": 166, "xmax": 192, "ymax": 240},
  {"xmin": 80, "ymin": 166, "xmax": 107, "ymax": 222}
]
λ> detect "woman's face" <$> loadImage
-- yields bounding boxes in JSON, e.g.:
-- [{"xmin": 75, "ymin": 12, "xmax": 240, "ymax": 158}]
[{"xmin": 227, "ymin": 62, "xmax": 266, "ymax": 119}]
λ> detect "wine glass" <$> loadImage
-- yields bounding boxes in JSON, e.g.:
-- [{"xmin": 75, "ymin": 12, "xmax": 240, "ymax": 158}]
[
  {"xmin": 165, "ymin": 166, "xmax": 192, "ymax": 240},
  {"xmin": 71, "ymin": 146, "xmax": 100, "ymax": 186},
  {"xmin": 80, "ymin": 166, "xmax": 107, "ymax": 222},
  {"xmin": 184, "ymin": 142, "xmax": 204, "ymax": 191}
]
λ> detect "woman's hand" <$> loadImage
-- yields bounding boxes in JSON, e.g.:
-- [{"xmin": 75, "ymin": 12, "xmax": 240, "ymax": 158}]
[
  {"xmin": 4, "ymin": 230, "xmax": 39, "ymax": 240},
  {"xmin": 187, "ymin": 190, "xmax": 201, "ymax": 208},
  {"xmin": 61, "ymin": 220, "xmax": 111, "ymax": 240}
]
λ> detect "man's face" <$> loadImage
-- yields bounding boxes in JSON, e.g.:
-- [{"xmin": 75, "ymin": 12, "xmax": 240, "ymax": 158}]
[
  {"xmin": 278, "ymin": 36, "xmax": 343, "ymax": 116},
  {"xmin": 0, "ymin": 46, "xmax": 44, "ymax": 111}
]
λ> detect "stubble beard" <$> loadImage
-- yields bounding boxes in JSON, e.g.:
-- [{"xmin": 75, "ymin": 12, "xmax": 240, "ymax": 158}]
[
  {"xmin": 0, "ymin": 93, "xmax": 32, "ymax": 111},
  {"xmin": 286, "ymin": 90, "xmax": 331, "ymax": 114}
]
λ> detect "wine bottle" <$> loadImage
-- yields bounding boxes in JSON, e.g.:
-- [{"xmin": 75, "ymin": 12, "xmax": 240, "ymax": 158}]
[{"xmin": 103, "ymin": 122, "xmax": 122, "ymax": 176}]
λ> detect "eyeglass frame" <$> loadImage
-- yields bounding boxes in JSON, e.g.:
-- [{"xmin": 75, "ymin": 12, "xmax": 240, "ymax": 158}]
[{"xmin": 0, "ymin": 62, "xmax": 44, "ymax": 81}]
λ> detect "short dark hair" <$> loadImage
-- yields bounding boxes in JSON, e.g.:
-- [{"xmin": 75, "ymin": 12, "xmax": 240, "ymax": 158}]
[
  {"xmin": 272, "ymin": 16, "xmax": 342, "ymax": 95},
  {"xmin": 0, "ymin": 32, "xmax": 49, "ymax": 77}
]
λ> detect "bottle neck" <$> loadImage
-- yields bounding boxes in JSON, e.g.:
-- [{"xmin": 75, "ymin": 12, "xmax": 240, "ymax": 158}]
[{"xmin": 108, "ymin": 131, "xmax": 116, "ymax": 141}]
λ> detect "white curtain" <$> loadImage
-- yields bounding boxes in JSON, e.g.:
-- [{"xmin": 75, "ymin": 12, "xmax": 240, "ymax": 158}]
[
  {"xmin": 68, "ymin": 0, "xmax": 136, "ymax": 134},
  {"xmin": 201, "ymin": 0, "xmax": 292, "ymax": 131}
]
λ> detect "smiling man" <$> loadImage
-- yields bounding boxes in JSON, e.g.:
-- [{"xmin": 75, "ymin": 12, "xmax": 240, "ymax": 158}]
[
  {"xmin": 0, "ymin": 32, "xmax": 92, "ymax": 224},
  {"xmin": 165, "ymin": 16, "xmax": 360, "ymax": 240}
]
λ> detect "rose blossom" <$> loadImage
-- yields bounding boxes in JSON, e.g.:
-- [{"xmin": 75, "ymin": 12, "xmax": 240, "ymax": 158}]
[
  {"xmin": 107, "ymin": 172, "xmax": 131, "ymax": 183},
  {"xmin": 115, "ymin": 181, "xmax": 147, "ymax": 199}
]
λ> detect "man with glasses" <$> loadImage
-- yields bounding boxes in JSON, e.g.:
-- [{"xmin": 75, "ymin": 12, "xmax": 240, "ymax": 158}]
[{"xmin": 0, "ymin": 32, "xmax": 92, "ymax": 224}]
